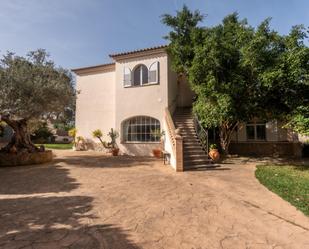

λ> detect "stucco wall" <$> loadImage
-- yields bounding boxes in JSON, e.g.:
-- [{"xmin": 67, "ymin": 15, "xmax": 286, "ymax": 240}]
[
  {"xmin": 114, "ymin": 53, "xmax": 169, "ymax": 156},
  {"xmin": 229, "ymin": 142, "xmax": 302, "ymax": 157},
  {"xmin": 75, "ymin": 70, "xmax": 115, "ymax": 144},
  {"xmin": 177, "ymin": 75, "xmax": 195, "ymax": 107},
  {"xmin": 167, "ymin": 56, "xmax": 178, "ymax": 113}
]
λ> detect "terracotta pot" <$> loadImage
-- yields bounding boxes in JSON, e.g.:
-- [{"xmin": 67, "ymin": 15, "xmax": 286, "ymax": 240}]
[
  {"xmin": 209, "ymin": 149, "xmax": 220, "ymax": 162},
  {"xmin": 111, "ymin": 148, "xmax": 119, "ymax": 156},
  {"xmin": 152, "ymin": 149, "xmax": 162, "ymax": 158}
]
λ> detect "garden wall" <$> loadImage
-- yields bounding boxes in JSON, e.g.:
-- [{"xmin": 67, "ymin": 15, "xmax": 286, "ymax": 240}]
[{"xmin": 229, "ymin": 142, "xmax": 302, "ymax": 157}]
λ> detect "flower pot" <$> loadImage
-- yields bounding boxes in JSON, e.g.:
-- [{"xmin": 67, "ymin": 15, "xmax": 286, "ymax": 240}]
[
  {"xmin": 209, "ymin": 149, "xmax": 220, "ymax": 162},
  {"xmin": 152, "ymin": 149, "xmax": 162, "ymax": 158},
  {"xmin": 111, "ymin": 148, "xmax": 119, "ymax": 156}
]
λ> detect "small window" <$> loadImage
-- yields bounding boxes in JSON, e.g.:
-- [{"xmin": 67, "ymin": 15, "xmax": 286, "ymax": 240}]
[
  {"xmin": 246, "ymin": 122, "xmax": 266, "ymax": 141},
  {"xmin": 122, "ymin": 116, "xmax": 160, "ymax": 142},
  {"xmin": 133, "ymin": 65, "xmax": 148, "ymax": 86}
]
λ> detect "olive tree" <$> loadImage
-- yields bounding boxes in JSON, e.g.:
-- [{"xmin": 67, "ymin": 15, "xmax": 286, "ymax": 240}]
[{"xmin": 0, "ymin": 49, "xmax": 75, "ymax": 153}]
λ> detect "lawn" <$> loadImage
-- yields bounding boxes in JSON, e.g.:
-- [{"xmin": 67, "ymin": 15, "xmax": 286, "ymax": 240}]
[
  {"xmin": 255, "ymin": 164, "xmax": 309, "ymax": 216},
  {"xmin": 36, "ymin": 143, "xmax": 73, "ymax": 150}
]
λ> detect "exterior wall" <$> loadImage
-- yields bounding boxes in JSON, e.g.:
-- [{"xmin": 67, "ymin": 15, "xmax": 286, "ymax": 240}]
[
  {"xmin": 114, "ymin": 52, "xmax": 169, "ymax": 156},
  {"xmin": 232, "ymin": 121, "xmax": 290, "ymax": 142},
  {"xmin": 163, "ymin": 120, "xmax": 176, "ymax": 169},
  {"xmin": 167, "ymin": 56, "xmax": 178, "ymax": 113},
  {"xmin": 229, "ymin": 142, "xmax": 302, "ymax": 157},
  {"xmin": 75, "ymin": 70, "xmax": 115, "ymax": 147},
  {"xmin": 177, "ymin": 75, "xmax": 195, "ymax": 107},
  {"xmin": 230, "ymin": 120, "xmax": 301, "ymax": 157}
]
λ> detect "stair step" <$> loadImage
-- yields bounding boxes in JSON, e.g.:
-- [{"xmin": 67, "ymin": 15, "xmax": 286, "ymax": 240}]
[
  {"xmin": 184, "ymin": 149, "xmax": 206, "ymax": 153},
  {"xmin": 183, "ymin": 140, "xmax": 201, "ymax": 144},
  {"xmin": 184, "ymin": 154, "xmax": 208, "ymax": 160},
  {"xmin": 185, "ymin": 150, "xmax": 207, "ymax": 155},
  {"xmin": 176, "ymin": 123, "xmax": 194, "ymax": 129},
  {"xmin": 175, "ymin": 121, "xmax": 193, "ymax": 123},
  {"xmin": 183, "ymin": 136, "xmax": 198, "ymax": 141},
  {"xmin": 184, "ymin": 158, "xmax": 212, "ymax": 165},
  {"xmin": 184, "ymin": 164, "xmax": 218, "ymax": 170},
  {"xmin": 185, "ymin": 161, "xmax": 213, "ymax": 166},
  {"xmin": 184, "ymin": 144, "xmax": 202, "ymax": 148}
]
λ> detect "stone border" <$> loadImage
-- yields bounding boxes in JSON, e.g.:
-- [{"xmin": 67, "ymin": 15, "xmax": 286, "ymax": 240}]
[{"xmin": 0, "ymin": 151, "xmax": 53, "ymax": 166}]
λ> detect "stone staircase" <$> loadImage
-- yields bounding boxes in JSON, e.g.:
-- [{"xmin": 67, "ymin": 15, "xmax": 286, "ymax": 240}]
[{"xmin": 174, "ymin": 108, "xmax": 212, "ymax": 170}]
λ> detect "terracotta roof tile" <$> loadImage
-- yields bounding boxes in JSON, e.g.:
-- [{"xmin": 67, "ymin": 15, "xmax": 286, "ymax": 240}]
[{"xmin": 109, "ymin": 45, "xmax": 168, "ymax": 58}]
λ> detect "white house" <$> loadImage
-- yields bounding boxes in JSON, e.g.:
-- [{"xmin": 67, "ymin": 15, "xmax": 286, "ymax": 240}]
[{"xmin": 72, "ymin": 45, "xmax": 302, "ymax": 171}]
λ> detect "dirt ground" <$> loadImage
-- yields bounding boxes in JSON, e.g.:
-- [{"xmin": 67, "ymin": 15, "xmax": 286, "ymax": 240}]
[{"xmin": 0, "ymin": 150, "xmax": 308, "ymax": 249}]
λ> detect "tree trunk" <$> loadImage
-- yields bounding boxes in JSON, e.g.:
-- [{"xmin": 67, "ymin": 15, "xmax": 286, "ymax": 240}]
[
  {"xmin": 0, "ymin": 116, "xmax": 38, "ymax": 153},
  {"xmin": 219, "ymin": 121, "xmax": 238, "ymax": 156}
]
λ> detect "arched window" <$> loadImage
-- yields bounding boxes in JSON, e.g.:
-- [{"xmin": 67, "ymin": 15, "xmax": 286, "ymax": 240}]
[
  {"xmin": 122, "ymin": 116, "xmax": 160, "ymax": 142},
  {"xmin": 133, "ymin": 64, "xmax": 148, "ymax": 86}
]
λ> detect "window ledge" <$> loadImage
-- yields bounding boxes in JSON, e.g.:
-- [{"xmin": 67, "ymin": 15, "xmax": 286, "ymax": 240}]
[{"xmin": 124, "ymin": 82, "xmax": 159, "ymax": 88}]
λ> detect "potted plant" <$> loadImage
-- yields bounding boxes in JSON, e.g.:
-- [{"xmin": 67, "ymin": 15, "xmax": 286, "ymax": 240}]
[
  {"xmin": 209, "ymin": 144, "xmax": 220, "ymax": 162},
  {"xmin": 151, "ymin": 129, "xmax": 165, "ymax": 158},
  {"xmin": 76, "ymin": 136, "xmax": 85, "ymax": 151},
  {"xmin": 92, "ymin": 128, "xmax": 119, "ymax": 156},
  {"xmin": 68, "ymin": 128, "xmax": 77, "ymax": 150},
  {"xmin": 107, "ymin": 128, "xmax": 119, "ymax": 156}
]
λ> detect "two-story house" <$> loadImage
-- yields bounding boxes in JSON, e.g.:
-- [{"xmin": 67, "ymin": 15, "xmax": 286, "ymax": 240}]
[{"xmin": 73, "ymin": 45, "xmax": 301, "ymax": 171}]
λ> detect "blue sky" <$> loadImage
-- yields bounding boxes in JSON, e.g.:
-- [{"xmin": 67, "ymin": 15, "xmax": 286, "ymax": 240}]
[{"xmin": 0, "ymin": 0, "xmax": 308, "ymax": 69}]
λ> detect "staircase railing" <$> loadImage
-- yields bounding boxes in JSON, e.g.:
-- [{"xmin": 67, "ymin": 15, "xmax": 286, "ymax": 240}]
[
  {"xmin": 165, "ymin": 108, "xmax": 183, "ymax": 172},
  {"xmin": 193, "ymin": 114, "xmax": 209, "ymax": 155}
]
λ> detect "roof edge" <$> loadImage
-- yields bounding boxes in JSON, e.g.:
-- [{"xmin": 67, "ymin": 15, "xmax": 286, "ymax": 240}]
[
  {"xmin": 72, "ymin": 63, "xmax": 115, "ymax": 75},
  {"xmin": 109, "ymin": 45, "xmax": 168, "ymax": 59}
]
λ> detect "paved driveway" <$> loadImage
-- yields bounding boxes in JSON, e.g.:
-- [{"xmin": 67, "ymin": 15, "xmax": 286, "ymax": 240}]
[{"xmin": 0, "ymin": 151, "xmax": 308, "ymax": 249}]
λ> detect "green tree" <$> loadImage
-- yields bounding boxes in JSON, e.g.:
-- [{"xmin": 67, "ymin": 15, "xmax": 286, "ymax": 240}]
[
  {"xmin": 163, "ymin": 7, "xmax": 309, "ymax": 154},
  {"xmin": 285, "ymin": 106, "xmax": 309, "ymax": 136},
  {"xmin": 0, "ymin": 49, "xmax": 75, "ymax": 153},
  {"xmin": 161, "ymin": 5, "xmax": 204, "ymax": 75}
]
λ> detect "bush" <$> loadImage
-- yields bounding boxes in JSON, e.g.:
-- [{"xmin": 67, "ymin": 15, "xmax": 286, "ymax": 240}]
[{"xmin": 31, "ymin": 122, "xmax": 53, "ymax": 143}]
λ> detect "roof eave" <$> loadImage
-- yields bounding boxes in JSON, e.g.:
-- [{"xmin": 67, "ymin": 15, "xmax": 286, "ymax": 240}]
[{"xmin": 71, "ymin": 63, "xmax": 115, "ymax": 75}]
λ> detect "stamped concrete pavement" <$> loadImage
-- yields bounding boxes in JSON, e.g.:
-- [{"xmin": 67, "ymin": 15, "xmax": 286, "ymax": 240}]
[{"xmin": 0, "ymin": 150, "xmax": 308, "ymax": 249}]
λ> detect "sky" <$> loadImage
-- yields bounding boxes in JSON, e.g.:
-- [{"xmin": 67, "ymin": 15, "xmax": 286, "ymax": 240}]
[{"xmin": 0, "ymin": 0, "xmax": 308, "ymax": 69}]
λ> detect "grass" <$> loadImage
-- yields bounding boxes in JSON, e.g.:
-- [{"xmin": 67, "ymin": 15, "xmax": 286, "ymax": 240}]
[
  {"xmin": 255, "ymin": 164, "xmax": 309, "ymax": 216},
  {"xmin": 36, "ymin": 143, "xmax": 73, "ymax": 150}
]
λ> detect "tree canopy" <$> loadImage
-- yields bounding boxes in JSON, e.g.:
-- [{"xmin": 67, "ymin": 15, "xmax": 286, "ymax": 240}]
[
  {"xmin": 0, "ymin": 49, "xmax": 75, "ymax": 153},
  {"xmin": 163, "ymin": 6, "xmax": 309, "ymax": 153}
]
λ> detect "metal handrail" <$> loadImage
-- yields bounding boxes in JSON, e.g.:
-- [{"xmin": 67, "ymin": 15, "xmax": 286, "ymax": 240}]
[{"xmin": 193, "ymin": 114, "xmax": 209, "ymax": 155}]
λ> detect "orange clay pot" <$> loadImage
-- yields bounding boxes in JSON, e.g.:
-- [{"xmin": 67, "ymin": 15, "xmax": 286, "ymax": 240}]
[
  {"xmin": 111, "ymin": 148, "xmax": 119, "ymax": 156},
  {"xmin": 209, "ymin": 149, "xmax": 220, "ymax": 162},
  {"xmin": 152, "ymin": 149, "xmax": 162, "ymax": 158}
]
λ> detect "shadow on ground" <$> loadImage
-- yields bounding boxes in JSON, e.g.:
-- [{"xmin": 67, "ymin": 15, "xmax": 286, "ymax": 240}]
[
  {"xmin": 185, "ymin": 164, "xmax": 231, "ymax": 171},
  {"xmin": 0, "ymin": 153, "xmax": 158, "ymax": 195},
  {"xmin": 54, "ymin": 153, "xmax": 159, "ymax": 169},
  {"xmin": 0, "ymin": 163, "xmax": 79, "ymax": 195},
  {"xmin": 0, "ymin": 196, "xmax": 140, "ymax": 249}
]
